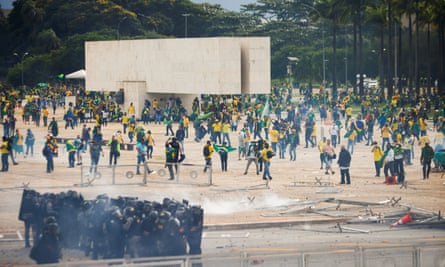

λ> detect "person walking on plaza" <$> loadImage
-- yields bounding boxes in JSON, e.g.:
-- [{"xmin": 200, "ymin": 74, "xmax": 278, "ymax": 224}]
[
  {"xmin": 136, "ymin": 139, "xmax": 155, "ymax": 175},
  {"xmin": 269, "ymin": 126, "xmax": 279, "ymax": 153},
  {"xmin": 165, "ymin": 137, "xmax": 180, "ymax": 180},
  {"xmin": 244, "ymin": 140, "xmax": 262, "ymax": 175},
  {"xmin": 238, "ymin": 128, "xmax": 247, "ymax": 160},
  {"xmin": 420, "ymin": 142, "xmax": 434, "ymax": 180},
  {"xmin": 371, "ymin": 141, "xmax": 384, "ymax": 177},
  {"xmin": 121, "ymin": 112, "xmax": 129, "ymax": 134},
  {"xmin": 217, "ymin": 142, "xmax": 229, "ymax": 172},
  {"xmin": 42, "ymin": 106, "xmax": 49, "ymax": 127},
  {"xmin": 43, "ymin": 134, "xmax": 57, "ymax": 173},
  {"xmin": 25, "ymin": 129, "xmax": 35, "ymax": 158},
  {"xmin": 86, "ymin": 139, "xmax": 103, "ymax": 176},
  {"xmin": 322, "ymin": 139, "xmax": 336, "ymax": 175},
  {"xmin": 13, "ymin": 129, "xmax": 24, "ymax": 159},
  {"xmin": 175, "ymin": 125, "xmax": 185, "ymax": 153},
  {"xmin": 288, "ymin": 128, "xmax": 298, "ymax": 161},
  {"xmin": 383, "ymin": 143, "xmax": 395, "ymax": 178},
  {"xmin": 345, "ymin": 128, "xmax": 357, "ymax": 155},
  {"xmin": 48, "ymin": 117, "xmax": 59, "ymax": 137},
  {"xmin": 182, "ymin": 115, "xmax": 189, "ymax": 138},
  {"xmin": 65, "ymin": 139, "xmax": 76, "ymax": 168},
  {"xmin": 222, "ymin": 120, "xmax": 231, "ymax": 147},
  {"xmin": 203, "ymin": 140, "xmax": 214, "ymax": 173},
  {"xmin": 318, "ymin": 137, "xmax": 326, "ymax": 170},
  {"xmin": 337, "ymin": 145, "xmax": 352, "ymax": 184},
  {"xmin": 261, "ymin": 142, "xmax": 274, "ymax": 187},
  {"xmin": 329, "ymin": 123, "xmax": 339, "ymax": 148},
  {"xmin": 81, "ymin": 124, "xmax": 90, "ymax": 153},
  {"xmin": 74, "ymin": 135, "xmax": 83, "ymax": 165},
  {"xmin": 108, "ymin": 134, "xmax": 120, "ymax": 167},
  {"xmin": 164, "ymin": 114, "xmax": 174, "ymax": 136},
  {"xmin": 393, "ymin": 142, "xmax": 405, "ymax": 184},
  {"xmin": 1, "ymin": 136, "xmax": 9, "ymax": 172},
  {"xmin": 381, "ymin": 123, "xmax": 392, "ymax": 150},
  {"xmin": 304, "ymin": 119, "xmax": 315, "ymax": 148},
  {"xmin": 145, "ymin": 130, "xmax": 155, "ymax": 159},
  {"xmin": 128, "ymin": 102, "xmax": 135, "ymax": 117}
]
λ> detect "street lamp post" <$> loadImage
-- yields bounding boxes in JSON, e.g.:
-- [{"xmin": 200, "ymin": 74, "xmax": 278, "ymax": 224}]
[
  {"xmin": 344, "ymin": 57, "xmax": 348, "ymax": 90},
  {"xmin": 287, "ymin": 57, "xmax": 299, "ymax": 88},
  {"xmin": 13, "ymin": 52, "xmax": 29, "ymax": 88},
  {"xmin": 182, "ymin": 13, "xmax": 191, "ymax": 38},
  {"xmin": 300, "ymin": 3, "xmax": 325, "ymax": 88}
]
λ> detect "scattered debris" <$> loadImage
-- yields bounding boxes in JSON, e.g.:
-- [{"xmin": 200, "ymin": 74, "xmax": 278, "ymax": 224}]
[
  {"xmin": 336, "ymin": 223, "xmax": 370, "ymax": 234},
  {"xmin": 255, "ymin": 197, "xmax": 443, "ymax": 230}
]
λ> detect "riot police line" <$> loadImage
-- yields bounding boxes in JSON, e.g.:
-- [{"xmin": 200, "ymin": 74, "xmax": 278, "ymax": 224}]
[{"xmin": 18, "ymin": 189, "xmax": 204, "ymax": 264}]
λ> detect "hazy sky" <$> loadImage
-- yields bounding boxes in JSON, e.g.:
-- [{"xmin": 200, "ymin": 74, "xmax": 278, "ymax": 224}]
[
  {"xmin": 0, "ymin": 0, "xmax": 12, "ymax": 9},
  {"xmin": 191, "ymin": 0, "xmax": 256, "ymax": 11},
  {"xmin": 1, "ymin": 0, "xmax": 256, "ymax": 11}
]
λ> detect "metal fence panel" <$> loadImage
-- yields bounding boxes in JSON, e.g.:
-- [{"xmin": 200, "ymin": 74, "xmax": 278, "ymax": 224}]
[
  {"xmin": 303, "ymin": 250, "xmax": 357, "ymax": 267},
  {"xmin": 77, "ymin": 162, "xmax": 212, "ymax": 187},
  {"xmin": 363, "ymin": 247, "xmax": 415, "ymax": 267},
  {"xmin": 419, "ymin": 247, "xmax": 445, "ymax": 267}
]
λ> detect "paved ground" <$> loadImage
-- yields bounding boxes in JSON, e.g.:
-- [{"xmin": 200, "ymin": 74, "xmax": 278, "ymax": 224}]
[{"xmin": 0, "ymin": 103, "xmax": 444, "ymax": 265}]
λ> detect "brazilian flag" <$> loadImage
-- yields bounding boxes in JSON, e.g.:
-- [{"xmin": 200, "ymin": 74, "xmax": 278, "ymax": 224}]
[
  {"xmin": 197, "ymin": 112, "xmax": 213, "ymax": 120},
  {"xmin": 213, "ymin": 144, "xmax": 236, "ymax": 153}
]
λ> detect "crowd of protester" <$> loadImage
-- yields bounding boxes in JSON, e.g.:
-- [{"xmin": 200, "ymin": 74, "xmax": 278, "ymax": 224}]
[{"xmin": 1, "ymin": 83, "xmax": 445, "ymax": 184}]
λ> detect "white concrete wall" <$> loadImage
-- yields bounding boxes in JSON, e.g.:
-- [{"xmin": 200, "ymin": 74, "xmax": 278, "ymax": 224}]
[
  {"xmin": 240, "ymin": 37, "xmax": 271, "ymax": 94},
  {"xmin": 85, "ymin": 37, "xmax": 271, "ymax": 114}
]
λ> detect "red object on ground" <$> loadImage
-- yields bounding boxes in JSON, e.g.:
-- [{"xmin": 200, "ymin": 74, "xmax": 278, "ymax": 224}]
[{"xmin": 390, "ymin": 212, "xmax": 412, "ymax": 228}]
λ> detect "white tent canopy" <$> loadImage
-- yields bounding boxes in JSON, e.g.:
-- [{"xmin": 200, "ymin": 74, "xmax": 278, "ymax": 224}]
[{"xmin": 65, "ymin": 69, "xmax": 86, "ymax": 79}]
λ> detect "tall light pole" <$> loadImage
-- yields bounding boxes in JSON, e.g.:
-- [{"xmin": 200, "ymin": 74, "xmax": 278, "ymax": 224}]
[
  {"xmin": 344, "ymin": 57, "xmax": 348, "ymax": 90},
  {"xmin": 287, "ymin": 57, "xmax": 299, "ymax": 88},
  {"xmin": 182, "ymin": 13, "xmax": 191, "ymax": 38},
  {"xmin": 297, "ymin": 2, "xmax": 325, "ymax": 88},
  {"xmin": 13, "ymin": 52, "xmax": 29, "ymax": 88}
]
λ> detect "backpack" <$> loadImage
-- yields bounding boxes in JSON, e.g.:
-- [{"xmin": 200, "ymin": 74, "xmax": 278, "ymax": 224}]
[
  {"xmin": 42, "ymin": 145, "xmax": 50, "ymax": 157},
  {"xmin": 203, "ymin": 145, "xmax": 210, "ymax": 157},
  {"xmin": 7, "ymin": 137, "xmax": 13, "ymax": 151}
]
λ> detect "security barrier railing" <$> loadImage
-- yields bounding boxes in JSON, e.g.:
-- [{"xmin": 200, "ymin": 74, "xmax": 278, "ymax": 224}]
[
  {"xmin": 42, "ymin": 242, "xmax": 445, "ymax": 267},
  {"xmin": 77, "ymin": 162, "xmax": 213, "ymax": 187}
]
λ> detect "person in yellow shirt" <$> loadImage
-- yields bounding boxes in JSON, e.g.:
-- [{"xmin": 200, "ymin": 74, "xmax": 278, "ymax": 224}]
[
  {"xmin": 121, "ymin": 112, "xmax": 129, "ymax": 134},
  {"xmin": 381, "ymin": 123, "xmax": 392, "ymax": 149},
  {"xmin": 212, "ymin": 120, "xmax": 222, "ymax": 144},
  {"xmin": 419, "ymin": 117, "xmax": 428, "ymax": 136},
  {"xmin": 371, "ymin": 141, "xmax": 384, "ymax": 177},
  {"xmin": 145, "ymin": 130, "xmax": 155, "ymax": 159},
  {"xmin": 203, "ymin": 140, "xmax": 214, "ymax": 172},
  {"xmin": 311, "ymin": 124, "xmax": 318, "ymax": 146},
  {"xmin": 128, "ymin": 123, "xmax": 135, "ymax": 143},
  {"xmin": 318, "ymin": 137, "xmax": 326, "ymax": 169},
  {"xmin": 128, "ymin": 102, "xmax": 135, "ymax": 117},
  {"xmin": 345, "ymin": 106, "xmax": 353, "ymax": 122},
  {"xmin": 1, "ymin": 136, "xmax": 9, "ymax": 172},
  {"xmin": 152, "ymin": 99, "xmax": 159, "ymax": 109},
  {"xmin": 269, "ymin": 127, "xmax": 279, "ymax": 153},
  {"xmin": 13, "ymin": 129, "xmax": 24, "ymax": 159},
  {"xmin": 346, "ymin": 129, "xmax": 357, "ymax": 155},
  {"xmin": 261, "ymin": 142, "xmax": 274, "ymax": 187},
  {"xmin": 222, "ymin": 120, "xmax": 231, "ymax": 146},
  {"xmin": 182, "ymin": 115, "xmax": 189, "ymax": 138},
  {"xmin": 42, "ymin": 106, "xmax": 49, "ymax": 127}
]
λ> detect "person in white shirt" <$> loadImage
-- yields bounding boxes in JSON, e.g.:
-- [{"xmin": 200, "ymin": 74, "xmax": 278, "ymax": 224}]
[
  {"xmin": 329, "ymin": 124, "xmax": 339, "ymax": 148},
  {"xmin": 383, "ymin": 143, "xmax": 395, "ymax": 177}
]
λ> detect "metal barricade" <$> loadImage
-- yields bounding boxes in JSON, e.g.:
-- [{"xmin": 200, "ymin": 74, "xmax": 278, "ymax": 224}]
[{"xmin": 77, "ymin": 161, "xmax": 212, "ymax": 187}]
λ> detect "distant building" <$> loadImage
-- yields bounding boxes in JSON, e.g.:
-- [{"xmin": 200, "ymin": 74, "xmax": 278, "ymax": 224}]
[{"xmin": 85, "ymin": 37, "xmax": 271, "ymax": 117}]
